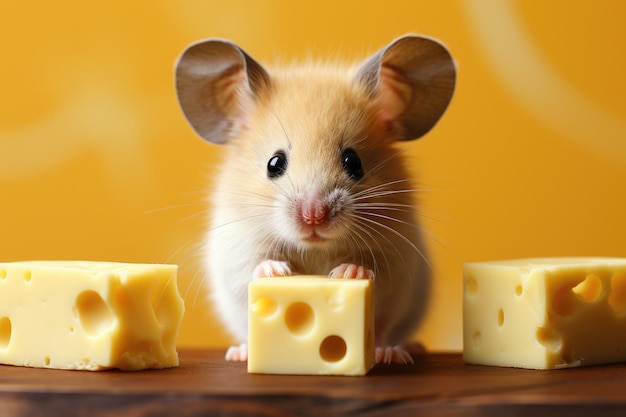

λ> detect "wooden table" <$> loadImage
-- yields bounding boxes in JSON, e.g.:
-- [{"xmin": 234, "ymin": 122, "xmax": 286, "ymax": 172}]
[{"xmin": 1, "ymin": 349, "xmax": 625, "ymax": 416}]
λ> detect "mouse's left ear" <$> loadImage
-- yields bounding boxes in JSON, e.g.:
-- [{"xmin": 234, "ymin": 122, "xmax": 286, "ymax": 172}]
[{"xmin": 356, "ymin": 35, "xmax": 456, "ymax": 141}]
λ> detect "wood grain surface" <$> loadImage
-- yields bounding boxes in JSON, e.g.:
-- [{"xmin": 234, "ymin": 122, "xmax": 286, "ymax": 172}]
[{"xmin": 1, "ymin": 349, "xmax": 625, "ymax": 416}]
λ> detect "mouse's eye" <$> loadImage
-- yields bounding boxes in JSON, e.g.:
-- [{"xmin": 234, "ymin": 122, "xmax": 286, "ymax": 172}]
[
  {"xmin": 341, "ymin": 148, "xmax": 363, "ymax": 180},
  {"xmin": 267, "ymin": 150, "xmax": 288, "ymax": 179}
]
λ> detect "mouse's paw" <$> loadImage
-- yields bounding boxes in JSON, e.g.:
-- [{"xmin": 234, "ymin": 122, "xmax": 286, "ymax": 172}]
[
  {"xmin": 225, "ymin": 343, "xmax": 248, "ymax": 361},
  {"xmin": 375, "ymin": 345, "xmax": 414, "ymax": 365},
  {"xmin": 374, "ymin": 342, "xmax": 426, "ymax": 365},
  {"xmin": 329, "ymin": 263, "xmax": 374, "ymax": 279},
  {"xmin": 253, "ymin": 260, "xmax": 292, "ymax": 279}
]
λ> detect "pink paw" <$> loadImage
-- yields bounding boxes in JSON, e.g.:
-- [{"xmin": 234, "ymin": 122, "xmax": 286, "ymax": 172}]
[
  {"xmin": 225, "ymin": 343, "xmax": 248, "ymax": 361},
  {"xmin": 375, "ymin": 342, "xmax": 425, "ymax": 365},
  {"xmin": 329, "ymin": 263, "xmax": 374, "ymax": 279},
  {"xmin": 253, "ymin": 260, "xmax": 292, "ymax": 279},
  {"xmin": 375, "ymin": 346, "xmax": 413, "ymax": 365}
]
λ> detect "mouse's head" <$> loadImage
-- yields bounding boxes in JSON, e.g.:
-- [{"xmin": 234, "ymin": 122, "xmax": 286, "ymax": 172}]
[{"xmin": 175, "ymin": 35, "xmax": 455, "ymax": 254}]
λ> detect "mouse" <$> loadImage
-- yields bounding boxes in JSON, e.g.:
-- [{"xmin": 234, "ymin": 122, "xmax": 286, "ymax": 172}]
[{"xmin": 175, "ymin": 34, "xmax": 456, "ymax": 364}]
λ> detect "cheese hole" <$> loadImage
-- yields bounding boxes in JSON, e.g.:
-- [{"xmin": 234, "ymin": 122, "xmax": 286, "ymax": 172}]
[
  {"xmin": 44, "ymin": 356, "xmax": 51, "ymax": 366},
  {"xmin": 251, "ymin": 298, "xmax": 278, "ymax": 318},
  {"xmin": 472, "ymin": 331, "xmax": 481, "ymax": 350},
  {"xmin": 319, "ymin": 335, "xmax": 347, "ymax": 362},
  {"xmin": 0, "ymin": 269, "xmax": 6, "ymax": 279},
  {"xmin": 609, "ymin": 272, "xmax": 626, "ymax": 316},
  {"xmin": 610, "ymin": 272, "xmax": 626, "ymax": 313},
  {"xmin": 497, "ymin": 308, "xmax": 504, "ymax": 327},
  {"xmin": 465, "ymin": 277, "xmax": 478, "ymax": 295},
  {"xmin": 572, "ymin": 275, "xmax": 602, "ymax": 303},
  {"xmin": 536, "ymin": 327, "xmax": 563, "ymax": 353},
  {"xmin": 515, "ymin": 285, "xmax": 523, "ymax": 296},
  {"xmin": 76, "ymin": 291, "xmax": 114, "ymax": 337},
  {"xmin": 0, "ymin": 317, "xmax": 11, "ymax": 349},
  {"xmin": 24, "ymin": 270, "xmax": 31, "ymax": 282},
  {"xmin": 284, "ymin": 302, "xmax": 314, "ymax": 336},
  {"xmin": 152, "ymin": 282, "xmax": 175, "ymax": 328}
]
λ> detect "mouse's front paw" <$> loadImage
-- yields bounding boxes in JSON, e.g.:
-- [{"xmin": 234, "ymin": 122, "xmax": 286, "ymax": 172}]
[
  {"xmin": 329, "ymin": 263, "xmax": 374, "ymax": 279},
  {"xmin": 375, "ymin": 346, "xmax": 414, "ymax": 365},
  {"xmin": 253, "ymin": 260, "xmax": 292, "ymax": 279},
  {"xmin": 225, "ymin": 343, "xmax": 248, "ymax": 361},
  {"xmin": 375, "ymin": 342, "xmax": 425, "ymax": 365}
]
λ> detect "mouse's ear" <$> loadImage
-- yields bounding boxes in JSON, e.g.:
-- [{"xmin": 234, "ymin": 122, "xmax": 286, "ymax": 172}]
[
  {"xmin": 356, "ymin": 35, "xmax": 456, "ymax": 141},
  {"xmin": 175, "ymin": 39, "xmax": 270, "ymax": 144}
]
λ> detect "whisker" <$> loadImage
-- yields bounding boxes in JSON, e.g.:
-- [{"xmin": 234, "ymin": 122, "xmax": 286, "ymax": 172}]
[
  {"xmin": 212, "ymin": 188, "xmax": 275, "ymax": 205},
  {"xmin": 354, "ymin": 202, "xmax": 415, "ymax": 208},
  {"xmin": 354, "ymin": 214, "xmax": 430, "ymax": 269},
  {"xmin": 189, "ymin": 264, "xmax": 208, "ymax": 309},
  {"xmin": 173, "ymin": 209, "xmax": 211, "ymax": 225},
  {"xmin": 350, "ymin": 216, "xmax": 416, "ymax": 286},
  {"xmin": 162, "ymin": 237, "xmax": 208, "ymax": 308},
  {"xmin": 362, "ymin": 148, "xmax": 407, "ymax": 179},
  {"xmin": 143, "ymin": 202, "xmax": 206, "ymax": 215},
  {"xmin": 208, "ymin": 211, "xmax": 274, "ymax": 235},
  {"xmin": 354, "ymin": 187, "xmax": 450, "ymax": 202},
  {"xmin": 359, "ymin": 211, "xmax": 420, "ymax": 230},
  {"xmin": 348, "ymin": 220, "xmax": 391, "ymax": 280},
  {"xmin": 271, "ymin": 108, "xmax": 293, "ymax": 150},
  {"xmin": 351, "ymin": 178, "xmax": 411, "ymax": 199}
]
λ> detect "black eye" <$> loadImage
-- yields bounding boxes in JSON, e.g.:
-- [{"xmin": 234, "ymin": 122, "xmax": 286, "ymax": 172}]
[
  {"xmin": 267, "ymin": 150, "xmax": 288, "ymax": 178},
  {"xmin": 341, "ymin": 148, "xmax": 363, "ymax": 180}
]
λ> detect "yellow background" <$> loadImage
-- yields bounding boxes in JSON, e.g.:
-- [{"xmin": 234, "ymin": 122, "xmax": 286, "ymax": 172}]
[{"xmin": 1, "ymin": 1, "xmax": 625, "ymax": 351}]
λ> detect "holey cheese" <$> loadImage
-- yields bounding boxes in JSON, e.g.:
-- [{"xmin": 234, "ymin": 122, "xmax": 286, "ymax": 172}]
[
  {"xmin": 0, "ymin": 261, "xmax": 184, "ymax": 371},
  {"xmin": 463, "ymin": 258, "xmax": 626, "ymax": 369},
  {"xmin": 248, "ymin": 276, "xmax": 375, "ymax": 376}
]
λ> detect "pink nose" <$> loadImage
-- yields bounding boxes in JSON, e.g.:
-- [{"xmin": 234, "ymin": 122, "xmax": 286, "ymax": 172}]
[{"xmin": 300, "ymin": 197, "xmax": 328, "ymax": 225}]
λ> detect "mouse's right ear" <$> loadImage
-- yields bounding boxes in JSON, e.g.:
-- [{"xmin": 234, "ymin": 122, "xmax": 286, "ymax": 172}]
[{"xmin": 175, "ymin": 40, "xmax": 270, "ymax": 144}]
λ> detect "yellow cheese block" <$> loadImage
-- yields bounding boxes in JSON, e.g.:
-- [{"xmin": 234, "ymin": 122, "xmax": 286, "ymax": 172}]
[
  {"xmin": 248, "ymin": 276, "xmax": 375, "ymax": 375},
  {"xmin": 0, "ymin": 261, "xmax": 184, "ymax": 371},
  {"xmin": 463, "ymin": 257, "xmax": 626, "ymax": 369}
]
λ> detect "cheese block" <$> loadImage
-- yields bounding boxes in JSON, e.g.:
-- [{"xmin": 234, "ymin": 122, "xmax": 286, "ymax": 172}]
[
  {"xmin": 0, "ymin": 261, "xmax": 184, "ymax": 371},
  {"xmin": 463, "ymin": 257, "xmax": 626, "ymax": 369},
  {"xmin": 248, "ymin": 276, "xmax": 375, "ymax": 375}
]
